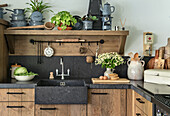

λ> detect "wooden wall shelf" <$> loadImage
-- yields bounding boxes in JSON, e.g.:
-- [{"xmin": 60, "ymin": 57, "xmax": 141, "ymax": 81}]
[
  {"xmin": 4, "ymin": 30, "xmax": 129, "ymax": 56},
  {"xmin": 4, "ymin": 30, "xmax": 129, "ymax": 36}
]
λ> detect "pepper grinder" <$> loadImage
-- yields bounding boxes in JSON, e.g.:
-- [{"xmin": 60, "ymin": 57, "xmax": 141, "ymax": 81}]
[{"xmin": 49, "ymin": 72, "xmax": 54, "ymax": 80}]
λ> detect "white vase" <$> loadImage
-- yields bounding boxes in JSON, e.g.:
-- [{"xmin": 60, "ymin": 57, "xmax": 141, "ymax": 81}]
[
  {"xmin": 104, "ymin": 68, "xmax": 114, "ymax": 79},
  {"xmin": 127, "ymin": 60, "xmax": 145, "ymax": 80}
]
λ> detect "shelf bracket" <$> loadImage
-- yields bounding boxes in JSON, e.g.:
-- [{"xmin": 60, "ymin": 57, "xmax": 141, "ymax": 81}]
[{"xmin": 5, "ymin": 35, "xmax": 15, "ymax": 54}]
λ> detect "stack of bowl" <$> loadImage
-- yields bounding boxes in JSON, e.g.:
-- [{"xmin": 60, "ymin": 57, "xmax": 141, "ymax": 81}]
[
  {"xmin": 0, "ymin": 8, "xmax": 7, "ymax": 19},
  {"xmin": 6, "ymin": 9, "xmax": 27, "ymax": 27},
  {"xmin": 29, "ymin": 11, "xmax": 44, "ymax": 30}
]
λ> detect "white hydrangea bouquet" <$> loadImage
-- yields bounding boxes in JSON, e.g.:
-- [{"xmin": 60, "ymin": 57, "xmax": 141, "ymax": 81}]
[{"xmin": 95, "ymin": 52, "xmax": 124, "ymax": 69}]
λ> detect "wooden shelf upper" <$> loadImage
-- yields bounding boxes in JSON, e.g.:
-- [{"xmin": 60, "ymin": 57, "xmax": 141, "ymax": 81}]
[
  {"xmin": 4, "ymin": 30, "xmax": 129, "ymax": 36},
  {"xmin": 4, "ymin": 30, "xmax": 129, "ymax": 55}
]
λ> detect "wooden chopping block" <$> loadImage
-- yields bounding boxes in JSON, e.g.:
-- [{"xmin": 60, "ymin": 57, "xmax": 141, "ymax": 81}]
[
  {"xmin": 165, "ymin": 57, "xmax": 170, "ymax": 69},
  {"xmin": 165, "ymin": 38, "xmax": 170, "ymax": 54},
  {"xmin": 154, "ymin": 58, "xmax": 165, "ymax": 69},
  {"xmin": 159, "ymin": 47, "xmax": 165, "ymax": 59},
  {"xmin": 154, "ymin": 49, "xmax": 165, "ymax": 69},
  {"xmin": 146, "ymin": 50, "xmax": 159, "ymax": 69},
  {"xmin": 164, "ymin": 54, "xmax": 170, "ymax": 59}
]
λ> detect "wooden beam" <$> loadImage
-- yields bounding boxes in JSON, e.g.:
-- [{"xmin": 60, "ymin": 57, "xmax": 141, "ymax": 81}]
[
  {"xmin": 0, "ymin": 22, "xmax": 9, "ymax": 82},
  {"xmin": 118, "ymin": 35, "xmax": 127, "ymax": 55},
  {"xmin": 5, "ymin": 35, "xmax": 15, "ymax": 54}
]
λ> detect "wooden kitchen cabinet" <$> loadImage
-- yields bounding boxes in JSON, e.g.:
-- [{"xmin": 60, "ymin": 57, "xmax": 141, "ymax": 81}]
[
  {"xmin": 88, "ymin": 89, "xmax": 127, "ymax": 116},
  {"xmin": 127, "ymin": 90, "xmax": 153, "ymax": 116},
  {"xmin": 0, "ymin": 102, "xmax": 34, "ymax": 116},
  {"xmin": 35, "ymin": 104, "xmax": 86, "ymax": 116},
  {"xmin": 135, "ymin": 92, "xmax": 152, "ymax": 116},
  {"xmin": 0, "ymin": 89, "xmax": 35, "ymax": 116},
  {"xmin": 0, "ymin": 89, "xmax": 35, "ymax": 101}
]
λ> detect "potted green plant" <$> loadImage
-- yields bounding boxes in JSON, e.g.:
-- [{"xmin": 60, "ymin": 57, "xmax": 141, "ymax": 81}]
[
  {"xmin": 95, "ymin": 52, "xmax": 124, "ymax": 78},
  {"xmin": 51, "ymin": 11, "xmax": 77, "ymax": 30},
  {"xmin": 25, "ymin": 0, "xmax": 53, "ymax": 22},
  {"xmin": 82, "ymin": 15, "xmax": 98, "ymax": 30}
]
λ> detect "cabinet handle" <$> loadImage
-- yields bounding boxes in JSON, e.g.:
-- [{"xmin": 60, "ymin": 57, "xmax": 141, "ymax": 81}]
[
  {"xmin": 91, "ymin": 92, "xmax": 108, "ymax": 95},
  {"xmin": 136, "ymin": 98, "xmax": 145, "ymax": 104},
  {"xmin": 7, "ymin": 106, "xmax": 24, "ymax": 108},
  {"xmin": 7, "ymin": 92, "xmax": 24, "ymax": 94},
  {"xmin": 136, "ymin": 113, "xmax": 141, "ymax": 116},
  {"xmin": 40, "ymin": 108, "xmax": 57, "ymax": 110}
]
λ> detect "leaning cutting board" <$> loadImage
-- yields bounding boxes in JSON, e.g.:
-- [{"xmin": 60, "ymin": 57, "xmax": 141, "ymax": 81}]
[
  {"xmin": 165, "ymin": 38, "xmax": 170, "ymax": 54},
  {"xmin": 92, "ymin": 78, "xmax": 130, "ymax": 84}
]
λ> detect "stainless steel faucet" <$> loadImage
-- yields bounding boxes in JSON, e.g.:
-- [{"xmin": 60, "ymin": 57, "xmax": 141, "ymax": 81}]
[{"xmin": 56, "ymin": 57, "xmax": 70, "ymax": 80}]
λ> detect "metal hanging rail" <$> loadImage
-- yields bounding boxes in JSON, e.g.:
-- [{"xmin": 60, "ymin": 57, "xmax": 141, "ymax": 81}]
[{"xmin": 30, "ymin": 39, "xmax": 104, "ymax": 45}]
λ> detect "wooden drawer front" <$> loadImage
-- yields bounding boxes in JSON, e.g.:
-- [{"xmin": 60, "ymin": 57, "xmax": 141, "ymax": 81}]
[
  {"xmin": 0, "ymin": 89, "xmax": 34, "ymax": 101},
  {"xmin": 135, "ymin": 93, "xmax": 152, "ymax": 116},
  {"xmin": 21, "ymin": 89, "xmax": 35, "ymax": 101},
  {"xmin": 135, "ymin": 106, "xmax": 147, "ymax": 116},
  {"xmin": 36, "ymin": 104, "xmax": 86, "ymax": 116},
  {"xmin": 0, "ymin": 102, "xmax": 34, "ymax": 116}
]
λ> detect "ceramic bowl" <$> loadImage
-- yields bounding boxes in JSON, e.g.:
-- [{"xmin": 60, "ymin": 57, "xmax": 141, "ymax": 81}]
[{"xmin": 15, "ymin": 75, "xmax": 35, "ymax": 81}]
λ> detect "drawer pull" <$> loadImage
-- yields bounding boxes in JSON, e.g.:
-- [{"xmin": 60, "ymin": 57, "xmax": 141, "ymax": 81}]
[
  {"xmin": 7, "ymin": 92, "xmax": 24, "ymax": 94},
  {"xmin": 40, "ymin": 108, "xmax": 57, "ymax": 110},
  {"xmin": 136, "ymin": 113, "xmax": 141, "ymax": 116},
  {"xmin": 91, "ymin": 92, "xmax": 108, "ymax": 95},
  {"xmin": 136, "ymin": 98, "xmax": 145, "ymax": 104},
  {"xmin": 7, "ymin": 106, "xmax": 24, "ymax": 108}
]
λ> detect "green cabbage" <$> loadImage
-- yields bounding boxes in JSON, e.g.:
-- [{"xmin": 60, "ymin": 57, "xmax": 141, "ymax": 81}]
[
  {"xmin": 14, "ymin": 67, "xmax": 38, "ymax": 76},
  {"xmin": 14, "ymin": 67, "xmax": 28, "ymax": 75}
]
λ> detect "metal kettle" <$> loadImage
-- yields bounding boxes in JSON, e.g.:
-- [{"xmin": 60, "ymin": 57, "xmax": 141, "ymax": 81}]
[{"xmin": 100, "ymin": 2, "xmax": 115, "ymax": 16}]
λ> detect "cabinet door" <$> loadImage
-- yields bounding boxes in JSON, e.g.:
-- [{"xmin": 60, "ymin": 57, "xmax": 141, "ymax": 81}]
[
  {"xmin": 135, "ymin": 106, "xmax": 147, "ymax": 116},
  {"xmin": 35, "ymin": 104, "xmax": 86, "ymax": 116},
  {"xmin": 88, "ymin": 89, "xmax": 127, "ymax": 116},
  {"xmin": 0, "ymin": 102, "xmax": 34, "ymax": 116},
  {"xmin": 35, "ymin": 105, "xmax": 59, "ymax": 116},
  {"xmin": 8, "ymin": 102, "xmax": 22, "ymax": 116}
]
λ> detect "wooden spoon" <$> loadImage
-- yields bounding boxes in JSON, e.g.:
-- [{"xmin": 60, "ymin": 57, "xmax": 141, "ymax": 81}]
[
  {"xmin": 7, "ymin": 22, "xmax": 55, "ymax": 30},
  {"xmin": 134, "ymin": 53, "xmax": 139, "ymax": 61}
]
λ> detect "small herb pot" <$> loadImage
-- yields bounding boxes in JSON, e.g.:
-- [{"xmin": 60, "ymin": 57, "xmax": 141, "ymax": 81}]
[
  {"xmin": 83, "ymin": 20, "xmax": 93, "ymax": 30},
  {"xmin": 30, "ymin": 11, "xmax": 43, "ymax": 22}
]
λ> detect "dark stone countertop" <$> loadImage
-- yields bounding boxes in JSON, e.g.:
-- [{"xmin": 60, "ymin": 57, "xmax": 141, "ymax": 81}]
[{"xmin": 0, "ymin": 78, "xmax": 170, "ymax": 112}]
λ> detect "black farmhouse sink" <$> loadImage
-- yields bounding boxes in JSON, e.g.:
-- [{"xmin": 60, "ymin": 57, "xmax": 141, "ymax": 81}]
[{"xmin": 35, "ymin": 80, "xmax": 88, "ymax": 104}]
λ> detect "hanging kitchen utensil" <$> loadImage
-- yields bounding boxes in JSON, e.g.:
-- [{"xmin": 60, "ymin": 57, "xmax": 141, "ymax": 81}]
[
  {"xmin": 37, "ymin": 42, "xmax": 40, "ymax": 64},
  {"xmin": 40, "ymin": 42, "xmax": 43, "ymax": 64},
  {"xmin": 44, "ymin": 43, "xmax": 54, "ymax": 57},
  {"xmin": 95, "ymin": 44, "xmax": 100, "ymax": 59},
  {"xmin": 79, "ymin": 46, "xmax": 88, "ymax": 54}
]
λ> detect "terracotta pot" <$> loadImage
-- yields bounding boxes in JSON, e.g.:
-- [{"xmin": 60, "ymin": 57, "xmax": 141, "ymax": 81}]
[{"xmin": 58, "ymin": 27, "xmax": 72, "ymax": 30}]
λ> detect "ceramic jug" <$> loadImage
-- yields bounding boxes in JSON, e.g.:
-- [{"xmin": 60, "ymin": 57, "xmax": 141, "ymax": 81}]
[
  {"xmin": 127, "ymin": 60, "xmax": 145, "ymax": 80},
  {"xmin": 100, "ymin": 2, "xmax": 115, "ymax": 16}
]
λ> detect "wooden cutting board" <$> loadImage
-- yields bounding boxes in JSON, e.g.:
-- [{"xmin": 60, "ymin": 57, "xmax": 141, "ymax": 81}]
[
  {"xmin": 92, "ymin": 78, "xmax": 130, "ymax": 84},
  {"xmin": 165, "ymin": 38, "xmax": 170, "ymax": 54},
  {"xmin": 165, "ymin": 57, "xmax": 170, "ymax": 69}
]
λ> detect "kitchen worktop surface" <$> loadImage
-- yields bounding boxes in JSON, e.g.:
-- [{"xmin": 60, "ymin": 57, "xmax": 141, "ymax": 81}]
[{"xmin": 0, "ymin": 78, "xmax": 170, "ymax": 112}]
